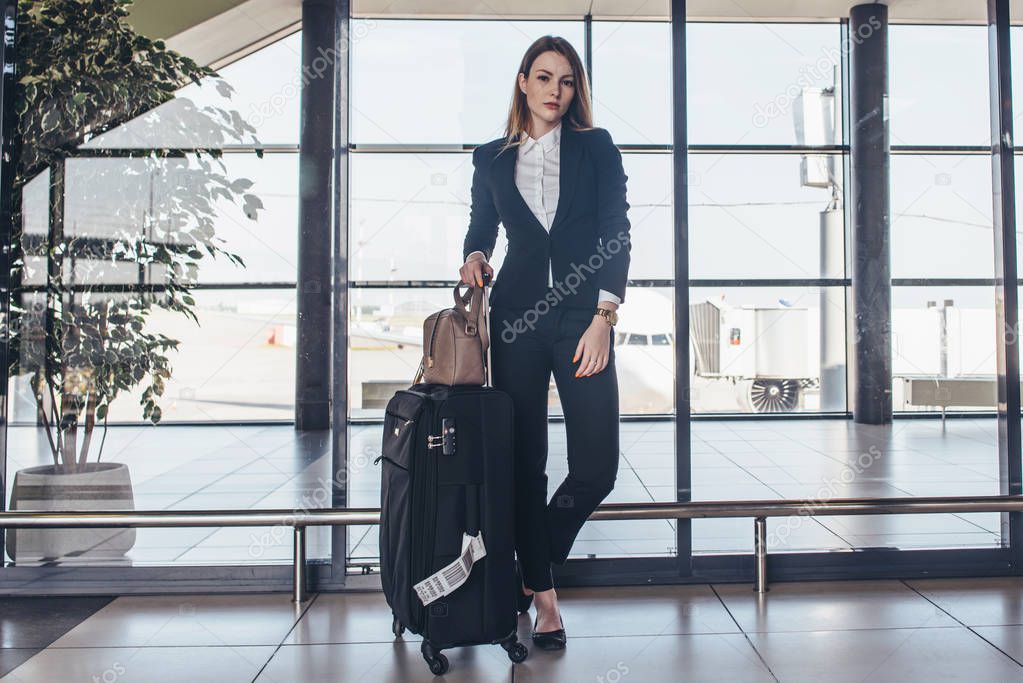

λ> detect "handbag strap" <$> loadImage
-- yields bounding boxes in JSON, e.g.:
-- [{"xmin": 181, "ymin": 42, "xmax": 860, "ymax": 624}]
[{"xmin": 452, "ymin": 282, "xmax": 490, "ymax": 350}]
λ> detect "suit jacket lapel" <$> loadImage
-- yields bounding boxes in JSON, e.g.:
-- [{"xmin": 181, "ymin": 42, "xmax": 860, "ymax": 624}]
[
  {"xmin": 491, "ymin": 122, "xmax": 581, "ymax": 238},
  {"xmin": 549, "ymin": 123, "xmax": 579, "ymax": 235}
]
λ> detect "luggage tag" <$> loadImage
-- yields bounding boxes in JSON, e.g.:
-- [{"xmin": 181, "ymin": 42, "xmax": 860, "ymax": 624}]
[{"xmin": 412, "ymin": 530, "xmax": 487, "ymax": 606}]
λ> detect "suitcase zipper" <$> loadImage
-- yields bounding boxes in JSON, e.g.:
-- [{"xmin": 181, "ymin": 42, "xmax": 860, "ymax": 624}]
[
  {"xmin": 373, "ymin": 418, "xmax": 415, "ymax": 468},
  {"xmin": 409, "ymin": 403, "xmax": 424, "ymax": 631},
  {"xmin": 373, "ymin": 454, "xmax": 407, "ymax": 469},
  {"xmin": 410, "ymin": 399, "xmax": 444, "ymax": 638},
  {"xmin": 421, "ymin": 404, "xmax": 441, "ymax": 636},
  {"xmin": 409, "ymin": 400, "xmax": 435, "ymax": 633},
  {"xmin": 397, "ymin": 387, "xmax": 446, "ymax": 635}
]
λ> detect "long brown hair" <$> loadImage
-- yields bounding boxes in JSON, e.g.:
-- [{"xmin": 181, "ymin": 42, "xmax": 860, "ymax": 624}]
[{"xmin": 498, "ymin": 35, "xmax": 594, "ymax": 155}]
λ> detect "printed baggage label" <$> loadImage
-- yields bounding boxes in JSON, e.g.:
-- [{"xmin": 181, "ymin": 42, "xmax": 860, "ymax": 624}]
[{"xmin": 413, "ymin": 531, "xmax": 487, "ymax": 606}]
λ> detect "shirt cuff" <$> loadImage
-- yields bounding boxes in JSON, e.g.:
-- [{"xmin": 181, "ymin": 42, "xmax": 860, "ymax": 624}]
[
  {"xmin": 598, "ymin": 289, "xmax": 621, "ymax": 306},
  {"xmin": 465, "ymin": 250, "xmax": 487, "ymax": 262}
]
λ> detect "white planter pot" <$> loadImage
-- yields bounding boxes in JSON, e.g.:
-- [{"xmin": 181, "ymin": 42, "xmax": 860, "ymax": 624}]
[{"xmin": 5, "ymin": 462, "xmax": 137, "ymax": 563}]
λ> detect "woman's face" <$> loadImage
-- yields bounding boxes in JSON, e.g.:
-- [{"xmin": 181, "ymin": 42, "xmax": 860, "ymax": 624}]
[{"xmin": 518, "ymin": 50, "xmax": 575, "ymax": 128}]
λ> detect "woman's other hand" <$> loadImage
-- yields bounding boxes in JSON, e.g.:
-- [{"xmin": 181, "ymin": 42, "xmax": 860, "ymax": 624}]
[
  {"xmin": 573, "ymin": 318, "xmax": 613, "ymax": 377},
  {"xmin": 460, "ymin": 252, "xmax": 494, "ymax": 287}
]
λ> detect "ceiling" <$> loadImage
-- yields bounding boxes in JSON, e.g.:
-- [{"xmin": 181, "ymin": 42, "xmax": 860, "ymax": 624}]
[
  {"xmin": 126, "ymin": 0, "xmax": 301, "ymax": 70},
  {"xmin": 124, "ymin": 0, "xmax": 1023, "ymax": 68},
  {"xmin": 352, "ymin": 0, "xmax": 1023, "ymax": 23}
]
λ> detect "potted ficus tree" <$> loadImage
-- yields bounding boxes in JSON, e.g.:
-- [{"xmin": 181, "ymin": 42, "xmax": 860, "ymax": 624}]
[{"xmin": 4, "ymin": 0, "xmax": 265, "ymax": 562}]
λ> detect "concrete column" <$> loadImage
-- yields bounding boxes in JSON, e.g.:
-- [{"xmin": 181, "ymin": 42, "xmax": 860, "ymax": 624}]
[
  {"xmin": 295, "ymin": 0, "xmax": 337, "ymax": 430},
  {"xmin": 848, "ymin": 3, "xmax": 892, "ymax": 424}
]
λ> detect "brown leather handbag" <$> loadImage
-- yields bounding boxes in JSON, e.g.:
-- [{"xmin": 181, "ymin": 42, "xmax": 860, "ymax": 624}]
[{"xmin": 412, "ymin": 276, "xmax": 492, "ymax": 387}]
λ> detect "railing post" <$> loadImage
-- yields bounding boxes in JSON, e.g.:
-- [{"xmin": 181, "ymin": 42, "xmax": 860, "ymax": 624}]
[
  {"xmin": 293, "ymin": 525, "xmax": 307, "ymax": 603},
  {"xmin": 754, "ymin": 516, "xmax": 768, "ymax": 593}
]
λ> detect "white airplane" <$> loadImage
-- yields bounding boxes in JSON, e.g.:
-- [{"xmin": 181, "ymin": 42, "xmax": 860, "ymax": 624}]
[{"xmin": 284, "ymin": 288, "xmax": 828, "ymax": 415}]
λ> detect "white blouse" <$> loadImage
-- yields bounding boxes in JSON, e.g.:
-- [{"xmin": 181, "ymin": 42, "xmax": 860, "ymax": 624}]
[{"xmin": 468, "ymin": 120, "xmax": 622, "ymax": 307}]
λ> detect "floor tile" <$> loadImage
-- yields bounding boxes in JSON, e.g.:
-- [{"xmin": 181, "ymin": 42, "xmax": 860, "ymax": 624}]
[
  {"xmin": 0, "ymin": 651, "xmax": 37, "ymax": 679},
  {"xmin": 286, "ymin": 592, "xmax": 422, "ymax": 645},
  {"xmin": 714, "ymin": 579, "xmax": 961, "ymax": 633},
  {"xmin": 521, "ymin": 585, "xmax": 739, "ymax": 637},
  {"xmin": 971, "ymin": 624, "xmax": 1023, "ymax": 663},
  {"xmin": 0, "ymin": 645, "xmax": 274, "ymax": 683},
  {"xmin": 0, "ymin": 596, "xmax": 114, "ymax": 649},
  {"xmin": 747, "ymin": 626, "xmax": 1022, "ymax": 682},
  {"xmin": 49, "ymin": 594, "xmax": 309, "ymax": 648},
  {"xmin": 256, "ymin": 641, "xmax": 512, "ymax": 683},
  {"xmin": 4, "ymin": 417, "xmax": 1015, "ymax": 568},
  {"xmin": 905, "ymin": 577, "xmax": 1023, "ymax": 626},
  {"xmin": 842, "ymin": 532, "xmax": 1001, "ymax": 550},
  {"xmin": 513, "ymin": 632, "xmax": 774, "ymax": 683}
]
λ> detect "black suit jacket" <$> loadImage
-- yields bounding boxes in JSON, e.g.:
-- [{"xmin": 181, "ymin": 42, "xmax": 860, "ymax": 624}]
[{"xmin": 462, "ymin": 124, "xmax": 632, "ymax": 311}]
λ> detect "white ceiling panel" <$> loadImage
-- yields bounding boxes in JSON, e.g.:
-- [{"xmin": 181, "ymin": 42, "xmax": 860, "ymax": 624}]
[{"xmin": 131, "ymin": 0, "xmax": 1023, "ymax": 71}]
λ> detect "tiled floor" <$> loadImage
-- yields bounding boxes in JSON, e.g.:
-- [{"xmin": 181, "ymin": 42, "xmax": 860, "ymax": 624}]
[
  {"xmin": 4, "ymin": 577, "xmax": 1023, "ymax": 681},
  {"xmin": 0, "ymin": 597, "xmax": 114, "ymax": 677},
  {"xmin": 3, "ymin": 417, "xmax": 1007, "ymax": 566}
]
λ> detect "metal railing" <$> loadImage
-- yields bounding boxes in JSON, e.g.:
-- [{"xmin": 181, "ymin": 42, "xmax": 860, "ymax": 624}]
[{"xmin": 2, "ymin": 493, "xmax": 1021, "ymax": 601}]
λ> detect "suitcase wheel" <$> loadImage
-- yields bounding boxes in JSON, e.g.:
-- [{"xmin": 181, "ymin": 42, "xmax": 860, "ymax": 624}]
[
  {"xmin": 500, "ymin": 633, "xmax": 529, "ymax": 663},
  {"xmin": 421, "ymin": 640, "xmax": 449, "ymax": 675},
  {"xmin": 391, "ymin": 615, "xmax": 405, "ymax": 637},
  {"xmin": 504, "ymin": 640, "xmax": 528, "ymax": 663}
]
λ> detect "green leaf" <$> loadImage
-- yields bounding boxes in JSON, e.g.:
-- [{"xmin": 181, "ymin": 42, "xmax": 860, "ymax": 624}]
[{"xmin": 12, "ymin": 0, "xmax": 267, "ymax": 446}]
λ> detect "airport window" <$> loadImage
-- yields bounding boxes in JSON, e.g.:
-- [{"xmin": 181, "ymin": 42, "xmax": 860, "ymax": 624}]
[
  {"xmin": 890, "ymin": 25, "xmax": 990, "ymax": 147},
  {"xmin": 351, "ymin": 20, "xmax": 585, "ymax": 145},
  {"xmin": 687, "ymin": 22, "xmax": 842, "ymax": 146},
  {"xmin": 2, "ymin": 4, "xmax": 1015, "ymax": 585},
  {"xmin": 689, "ymin": 153, "xmax": 843, "ymax": 280},
  {"xmin": 685, "ymin": 21, "xmax": 845, "ymax": 418},
  {"xmin": 4, "ymin": 30, "xmax": 316, "ymax": 570},
  {"xmin": 591, "ymin": 21, "xmax": 671, "ymax": 146},
  {"xmin": 891, "ymin": 155, "xmax": 993, "ymax": 280},
  {"xmin": 81, "ymin": 32, "xmax": 303, "ymax": 148}
]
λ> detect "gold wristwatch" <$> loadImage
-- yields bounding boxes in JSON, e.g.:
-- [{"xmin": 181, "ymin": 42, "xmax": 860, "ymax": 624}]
[{"xmin": 595, "ymin": 307, "xmax": 618, "ymax": 326}]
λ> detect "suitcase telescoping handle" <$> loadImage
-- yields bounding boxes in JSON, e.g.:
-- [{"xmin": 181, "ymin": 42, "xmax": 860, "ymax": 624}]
[
  {"xmin": 481, "ymin": 271, "xmax": 493, "ymax": 388},
  {"xmin": 469, "ymin": 273, "xmax": 489, "ymax": 536}
]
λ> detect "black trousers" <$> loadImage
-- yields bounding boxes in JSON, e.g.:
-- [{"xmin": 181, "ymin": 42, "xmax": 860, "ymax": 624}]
[{"xmin": 490, "ymin": 303, "xmax": 620, "ymax": 592}]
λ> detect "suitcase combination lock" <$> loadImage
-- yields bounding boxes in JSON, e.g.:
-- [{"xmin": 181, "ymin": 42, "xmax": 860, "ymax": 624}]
[{"xmin": 427, "ymin": 417, "xmax": 456, "ymax": 455}]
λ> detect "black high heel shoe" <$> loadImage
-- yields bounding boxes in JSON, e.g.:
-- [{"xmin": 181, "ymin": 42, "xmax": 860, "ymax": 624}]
[
  {"xmin": 514, "ymin": 561, "xmax": 533, "ymax": 614},
  {"xmin": 531, "ymin": 613, "xmax": 566, "ymax": 650}
]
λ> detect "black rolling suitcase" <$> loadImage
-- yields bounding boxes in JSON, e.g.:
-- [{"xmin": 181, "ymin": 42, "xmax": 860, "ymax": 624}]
[{"xmin": 376, "ymin": 276, "xmax": 528, "ymax": 675}]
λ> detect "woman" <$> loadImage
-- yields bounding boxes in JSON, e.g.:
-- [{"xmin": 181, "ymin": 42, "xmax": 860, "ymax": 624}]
[{"xmin": 458, "ymin": 35, "xmax": 631, "ymax": 650}]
